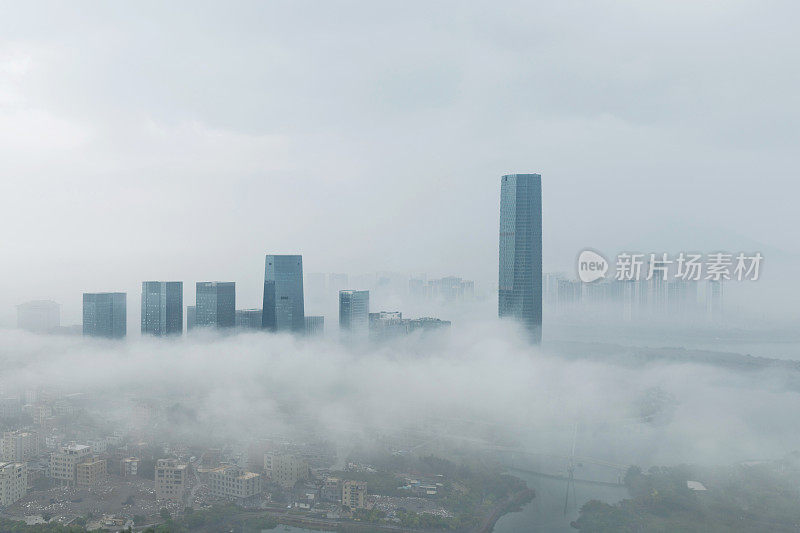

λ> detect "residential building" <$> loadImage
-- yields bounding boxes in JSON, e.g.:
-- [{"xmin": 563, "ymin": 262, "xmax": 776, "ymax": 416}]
[
  {"xmin": 342, "ymin": 480, "xmax": 367, "ymax": 509},
  {"xmin": 265, "ymin": 453, "xmax": 308, "ymax": 488},
  {"xmin": 2, "ymin": 431, "xmax": 39, "ymax": 462},
  {"xmin": 195, "ymin": 282, "xmax": 236, "ymax": 328},
  {"xmin": 0, "ymin": 462, "xmax": 27, "ymax": 507},
  {"xmin": 155, "ymin": 459, "xmax": 187, "ymax": 501},
  {"xmin": 208, "ymin": 465, "xmax": 262, "ymax": 500},
  {"xmin": 50, "ymin": 444, "xmax": 91, "ymax": 486},
  {"xmin": 76, "ymin": 458, "xmax": 106, "ymax": 488},
  {"xmin": 141, "ymin": 282, "xmax": 183, "ymax": 336},
  {"xmin": 16, "ymin": 300, "xmax": 60, "ymax": 333},
  {"xmin": 322, "ymin": 477, "xmax": 342, "ymax": 502},
  {"xmin": 83, "ymin": 293, "xmax": 126, "ymax": 338},
  {"xmin": 121, "ymin": 457, "xmax": 139, "ymax": 477},
  {"xmin": 262, "ymin": 255, "xmax": 305, "ymax": 333},
  {"xmin": 498, "ymin": 173, "xmax": 543, "ymax": 343}
]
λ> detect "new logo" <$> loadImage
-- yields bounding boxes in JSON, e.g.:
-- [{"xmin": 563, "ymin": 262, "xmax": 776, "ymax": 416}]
[{"xmin": 577, "ymin": 249, "xmax": 608, "ymax": 283}]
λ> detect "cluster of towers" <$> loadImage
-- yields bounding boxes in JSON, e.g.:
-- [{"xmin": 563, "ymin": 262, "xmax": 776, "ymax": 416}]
[{"xmin": 80, "ymin": 174, "xmax": 544, "ymax": 343}]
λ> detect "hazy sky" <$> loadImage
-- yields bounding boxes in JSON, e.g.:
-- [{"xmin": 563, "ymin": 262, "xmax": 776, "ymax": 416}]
[{"xmin": 1, "ymin": 1, "xmax": 798, "ymax": 325}]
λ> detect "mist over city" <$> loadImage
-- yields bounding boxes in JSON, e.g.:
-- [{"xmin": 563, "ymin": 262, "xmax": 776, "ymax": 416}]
[{"xmin": 2, "ymin": 2, "xmax": 800, "ymax": 532}]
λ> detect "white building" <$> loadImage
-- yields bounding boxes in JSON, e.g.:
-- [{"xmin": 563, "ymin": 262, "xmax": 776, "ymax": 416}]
[
  {"xmin": 2, "ymin": 431, "xmax": 39, "ymax": 462},
  {"xmin": 208, "ymin": 465, "xmax": 262, "ymax": 500},
  {"xmin": 0, "ymin": 462, "xmax": 27, "ymax": 507}
]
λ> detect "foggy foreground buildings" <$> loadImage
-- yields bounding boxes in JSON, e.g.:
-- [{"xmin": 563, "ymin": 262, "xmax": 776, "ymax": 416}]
[{"xmin": 499, "ymin": 173, "xmax": 543, "ymax": 343}]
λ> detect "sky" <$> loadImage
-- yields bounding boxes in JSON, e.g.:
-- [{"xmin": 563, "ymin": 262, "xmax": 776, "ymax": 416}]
[{"xmin": 1, "ymin": 1, "xmax": 799, "ymax": 325}]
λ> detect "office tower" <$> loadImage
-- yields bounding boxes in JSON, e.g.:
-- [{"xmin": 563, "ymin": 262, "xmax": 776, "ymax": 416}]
[
  {"xmin": 186, "ymin": 306, "xmax": 196, "ymax": 331},
  {"xmin": 499, "ymin": 173, "xmax": 543, "ymax": 343},
  {"xmin": 82, "ymin": 293, "xmax": 126, "ymax": 338},
  {"xmin": 304, "ymin": 315, "xmax": 324, "ymax": 337},
  {"xmin": 16, "ymin": 300, "xmax": 60, "ymax": 333},
  {"xmin": 262, "ymin": 255, "xmax": 304, "ymax": 333},
  {"xmin": 235, "ymin": 309, "xmax": 262, "ymax": 329},
  {"xmin": 339, "ymin": 290, "xmax": 369, "ymax": 341},
  {"xmin": 195, "ymin": 282, "xmax": 236, "ymax": 328},
  {"xmin": 141, "ymin": 282, "xmax": 183, "ymax": 336}
]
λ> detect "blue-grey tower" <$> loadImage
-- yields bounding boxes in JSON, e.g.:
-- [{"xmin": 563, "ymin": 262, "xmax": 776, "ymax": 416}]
[
  {"xmin": 141, "ymin": 281, "xmax": 183, "ymax": 336},
  {"xmin": 262, "ymin": 255, "xmax": 305, "ymax": 333},
  {"xmin": 195, "ymin": 282, "xmax": 236, "ymax": 329},
  {"xmin": 83, "ymin": 292, "xmax": 126, "ymax": 338},
  {"xmin": 499, "ymin": 173, "xmax": 542, "ymax": 343}
]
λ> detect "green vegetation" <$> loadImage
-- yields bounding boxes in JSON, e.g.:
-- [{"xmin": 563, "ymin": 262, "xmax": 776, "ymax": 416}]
[
  {"xmin": 575, "ymin": 455, "xmax": 800, "ymax": 532},
  {"xmin": 0, "ymin": 517, "xmax": 95, "ymax": 533}
]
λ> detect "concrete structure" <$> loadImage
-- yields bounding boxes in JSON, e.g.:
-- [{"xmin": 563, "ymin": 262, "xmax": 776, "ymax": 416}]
[
  {"xmin": 342, "ymin": 480, "xmax": 367, "ymax": 509},
  {"xmin": 50, "ymin": 444, "xmax": 91, "ymax": 486},
  {"xmin": 322, "ymin": 477, "xmax": 342, "ymax": 502},
  {"xmin": 304, "ymin": 315, "xmax": 324, "ymax": 337},
  {"xmin": 265, "ymin": 453, "xmax": 308, "ymax": 488},
  {"xmin": 208, "ymin": 465, "xmax": 262, "ymax": 500},
  {"xmin": 76, "ymin": 458, "xmax": 106, "ymax": 488},
  {"xmin": 339, "ymin": 290, "xmax": 369, "ymax": 342},
  {"xmin": 83, "ymin": 293, "xmax": 126, "ymax": 338},
  {"xmin": 141, "ymin": 281, "xmax": 183, "ymax": 336},
  {"xmin": 155, "ymin": 459, "xmax": 187, "ymax": 501},
  {"xmin": 499, "ymin": 173, "xmax": 543, "ymax": 343},
  {"xmin": 121, "ymin": 457, "xmax": 139, "ymax": 477},
  {"xmin": 235, "ymin": 309, "xmax": 262, "ymax": 329},
  {"xmin": 0, "ymin": 462, "xmax": 27, "ymax": 507},
  {"xmin": 195, "ymin": 282, "xmax": 236, "ymax": 329},
  {"xmin": 262, "ymin": 255, "xmax": 305, "ymax": 333},
  {"xmin": 1, "ymin": 431, "xmax": 39, "ymax": 462},
  {"xmin": 16, "ymin": 300, "xmax": 60, "ymax": 333}
]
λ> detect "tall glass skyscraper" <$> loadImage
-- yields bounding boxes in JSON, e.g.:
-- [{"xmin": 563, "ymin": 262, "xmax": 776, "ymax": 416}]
[
  {"xmin": 141, "ymin": 281, "xmax": 183, "ymax": 336},
  {"xmin": 195, "ymin": 282, "xmax": 236, "ymax": 328},
  {"xmin": 499, "ymin": 173, "xmax": 543, "ymax": 343},
  {"xmin": 83, "ymin": 292, "xmax": 126, "ymax": 338},
  {"xmin": 262, "ymin": 255, "xmax": 305, "ymax": 333},
  {"xmin": 339, "ymin": 290, "xmax": 369, "ymax": 342}
]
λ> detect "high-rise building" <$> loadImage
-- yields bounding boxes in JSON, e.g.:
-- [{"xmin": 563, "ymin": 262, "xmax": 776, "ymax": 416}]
[
  {"xmin": 16, "ymin": 300, "xmax": 60, "ymax": 333},
  {"xmin": 186, "ymin": 305, "xmax": 196, "ymax": 331},
  {"xmin": 83, "ymin": 293, "xmax": 126, "ymax": 338},
  {"xmin": 498, "ymin": 173, "xmax": 543, "ymax": 343},
  {"xmin": 50, "ymin": 443, "xmax": 92, "ymax": 486},
  {"xmin": 235, "ymin": 309, "xmax": 262, "ymax": 329},
  {"xmin": 304, "ymin": 315, "xmax": 324, "ymax": 337},
  {"xmin": 141, "ymin": 282, "xmax": 183, "ymax": 336},
  {"xmin": 262, "ymin": 255, "xmax": 304, "ymax": 333},
  {"xmin": 195, "ymin": 282, "xmax": 236, "ymax": 329},
  {"xmin": 339, "ymin": 290, "xmax": 369, "ymax": 342}
]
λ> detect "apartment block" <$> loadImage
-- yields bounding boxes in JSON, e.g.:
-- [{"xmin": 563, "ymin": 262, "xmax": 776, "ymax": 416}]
[
  {"xmin": 155, "ymin": 459, "xmax": 187, "ymax": 501},
  {"xmin": 2, "ymin": 430, "xmax": 39, "ymax": 462},
  {"xmin": 208, "ymin": 465, "xmax": 262, "ymax": 500},
  {"xmin": 0, "ymin": 462, "xmax": 27, "ymax": 507},
  {"xmin": 342, "ymin": 480, "xmax": 367, "ymax": 509}
]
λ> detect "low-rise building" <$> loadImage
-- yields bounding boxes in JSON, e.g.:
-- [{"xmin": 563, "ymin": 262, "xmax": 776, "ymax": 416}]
[
  {"xmin": 208, "ymin": 465, "xmax": 262, "ymax": 500},
  {"xmin": 155, "ymin": 459, "xmax": 187, "ymax": 501},
  {"xmin": 342, "ymin": 480, "xmax": 367, "ymax": 509},
  {"xmin": 2, "ymin": 430, "xmax": 39, "ymax": 462},
  {"xmin": 265, "ymin": 453, "xmax": 308, "ymax": 488},
  {"xmin": 0, "ymin": 461, "xmax": 27, "ymax": 506}
]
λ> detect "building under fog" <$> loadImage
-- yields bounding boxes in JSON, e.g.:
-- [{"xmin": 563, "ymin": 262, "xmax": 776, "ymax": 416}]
[
  {"xmin": 262, "ymin": 255, "xmax": 305, "ymax": 333},
  {"xmin": 195, "ymin": 282, "xmax": 235, "ymax": 329},
  {"xmin": 82, "ymin": 293, "xmax": 126, "ymax": 338},
  {"xmin": 235, "ymin": 309, "xmax": 262, "ymax": 329},
  {"xmin": 16, "ymin": 300, "xmax": 61, "ymax": 333},
  {"xmin": 304, "ymin": 315, "xmax": 324, "ymax": 337},
  {"xmin": 141, "ymin": 281, "xmax": 183, "ymax": 336},
  {"xmin": 339, "ymin": 290, "xmax": 369, "ymax": 342},
  {"xmin": 498, "ymin": 173, "xmax": 543, "ymax": 343}
]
